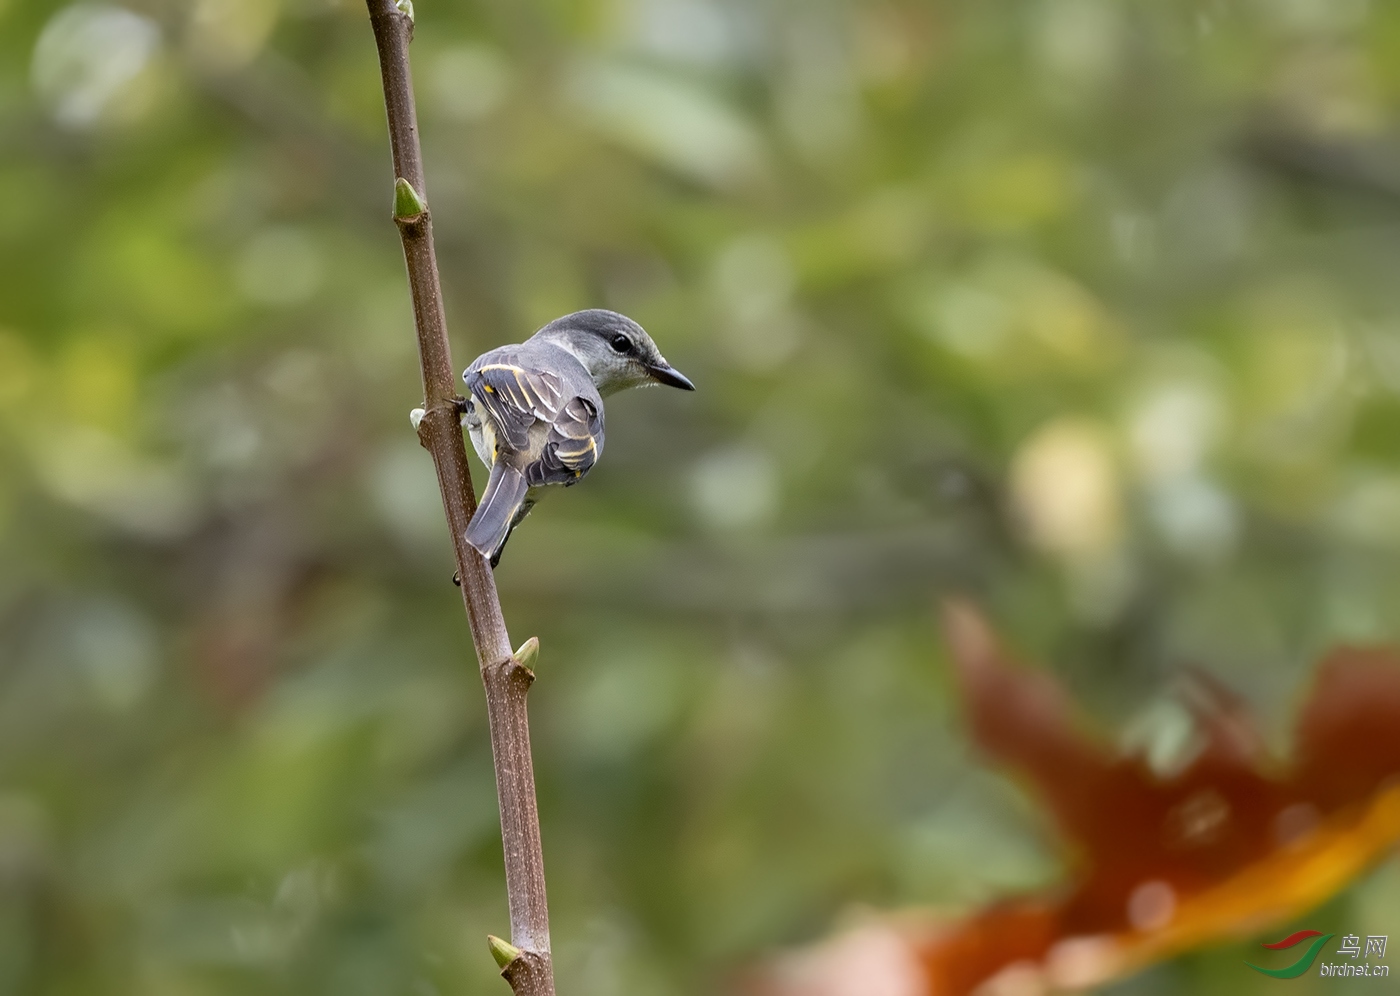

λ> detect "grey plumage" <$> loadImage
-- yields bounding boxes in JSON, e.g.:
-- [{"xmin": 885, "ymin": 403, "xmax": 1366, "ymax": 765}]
[
  {"xmin": 464, "ymin": 463, "xmax": 532, "ymax": 562},
  {"xmin": 460, "ymin": 309, "xmax": 694, "ymax": 566}
]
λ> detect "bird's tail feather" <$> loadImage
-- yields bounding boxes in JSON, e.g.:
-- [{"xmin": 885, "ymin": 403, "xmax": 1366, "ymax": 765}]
[{"xmin": 465, "ymin": 463, "xmax": 529, "ymax": 565}]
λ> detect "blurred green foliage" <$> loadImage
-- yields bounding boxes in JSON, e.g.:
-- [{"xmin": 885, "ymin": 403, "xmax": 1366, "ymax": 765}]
[{"xmin": 2, "ymin": 0, "xmax": 1400, "ymax": 993}]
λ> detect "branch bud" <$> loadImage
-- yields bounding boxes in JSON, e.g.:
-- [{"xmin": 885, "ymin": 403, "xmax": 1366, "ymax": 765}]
[
  {"xmin": 394, "ymin": 177, "xmax": 426, "ymax": 220},
  {"xmin": 409, "ymin": 407, "xmax": 426, "ymax": 429},
  {"xmin": 395, "ymin": 0, "xmax": 414, "ymax": 22},
  {"xmin": 513, "ymin": 637, "xmax": 540, "ymax": 671},
  {"xmin": 487, "ymin": 934, "xmax": 522, "ymax": 970}
]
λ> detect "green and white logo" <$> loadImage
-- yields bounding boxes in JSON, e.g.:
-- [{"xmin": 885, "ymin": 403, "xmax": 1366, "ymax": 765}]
[
  {"xmin": 1247, "ymin": 930, "xmax": 1390, "ymax": 980},
  {"xmin": 1246, "ymin": 931, "xmax": 1334, "ymax": 979}
]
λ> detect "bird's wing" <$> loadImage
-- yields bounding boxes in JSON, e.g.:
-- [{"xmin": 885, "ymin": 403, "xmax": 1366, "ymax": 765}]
[
  {"xmin": 530, "ymin": 394, "xmax": 603, "ymax": 486},
  {"xmin": 463, "ymin": 360, "xmax": 566, "ymax": 453}
]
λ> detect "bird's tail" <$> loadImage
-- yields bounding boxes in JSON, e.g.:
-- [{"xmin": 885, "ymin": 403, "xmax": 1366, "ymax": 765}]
[{"xmin": 465, "ymin": 463, "xmax": 530, "ymax": 566}]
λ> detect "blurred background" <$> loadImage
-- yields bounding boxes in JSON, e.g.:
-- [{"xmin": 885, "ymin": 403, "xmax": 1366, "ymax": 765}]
[{"xmin": 2, "ymin": 0, "xmax": 1400, "ymax": 993}]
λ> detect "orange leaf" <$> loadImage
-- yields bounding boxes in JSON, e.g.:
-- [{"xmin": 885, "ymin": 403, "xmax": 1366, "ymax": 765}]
[{"xmin": 747, "ymin": 601, "xmax": 1400, "ymax": 996}]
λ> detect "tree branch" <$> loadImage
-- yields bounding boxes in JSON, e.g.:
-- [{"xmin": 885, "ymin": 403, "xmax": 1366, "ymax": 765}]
[{"xmin": 363, "ymin": 3, "xmax": 556, "ymax": 993}]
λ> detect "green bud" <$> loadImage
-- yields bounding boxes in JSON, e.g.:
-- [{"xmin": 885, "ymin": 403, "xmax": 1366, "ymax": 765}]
[
  {"xmin": 395, "ymin": 0, "xmax": 414, "ymax": 22},
  {"xmin": 487, "ymin": 934, "xmax": 521, "ymax": 970},
  {"xmin": 513, "ymin": 637, "xmax": 539, "ymax": 671},
  {"xmin": 394, "ymin": 177, "xmax": 426, "ymax": 220}
]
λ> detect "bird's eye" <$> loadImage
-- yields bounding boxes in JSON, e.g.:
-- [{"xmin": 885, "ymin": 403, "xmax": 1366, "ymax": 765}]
[{"xmin": 609, "ymin": 333, "xmax": 632, "ymax": 354}]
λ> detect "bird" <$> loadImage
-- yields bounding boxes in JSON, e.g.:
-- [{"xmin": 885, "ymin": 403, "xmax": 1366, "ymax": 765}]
[{"xmin": 459, "ymin": 309, "xmax": 695, "ymax": 566}]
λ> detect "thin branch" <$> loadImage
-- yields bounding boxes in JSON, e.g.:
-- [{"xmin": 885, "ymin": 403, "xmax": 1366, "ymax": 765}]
[{"xmin": 363, "ymin": 3, "xmax": 557, "ymax": 993}]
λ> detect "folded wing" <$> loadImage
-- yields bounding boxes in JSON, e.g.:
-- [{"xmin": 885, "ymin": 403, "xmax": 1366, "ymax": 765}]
[{"xmin": 464, "ymin": 356, "xmax": 603, "ymax": 486}]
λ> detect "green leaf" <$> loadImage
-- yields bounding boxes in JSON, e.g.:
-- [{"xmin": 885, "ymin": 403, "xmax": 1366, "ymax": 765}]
[
  {"xmin": 487, "ymin": 935, "xmax": 521, "ymax": 970},
  {"xmin": 393, "ymin": 177, "xmax": 426, "ymax": 219},
  {"xmin": 513, "ymin": 636, "xmax": 539, "ymax": 671}
]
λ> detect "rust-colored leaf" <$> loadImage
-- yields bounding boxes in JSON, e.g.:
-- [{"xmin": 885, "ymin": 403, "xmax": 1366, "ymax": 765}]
[{"xmin": 748, "ymin": 600, "xmax": 1400, "ymax": 996}]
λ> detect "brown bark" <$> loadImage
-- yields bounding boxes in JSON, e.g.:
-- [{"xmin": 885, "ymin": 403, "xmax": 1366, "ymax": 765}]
[{"xmin": 364, "ymin": 3, "xmax": 556, "ymax": 992}]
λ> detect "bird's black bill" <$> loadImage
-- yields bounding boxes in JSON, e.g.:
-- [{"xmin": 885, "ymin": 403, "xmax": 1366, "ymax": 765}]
[{"xmin": 649, "ymin": 364, "xmax": 696, "ymax": 391}]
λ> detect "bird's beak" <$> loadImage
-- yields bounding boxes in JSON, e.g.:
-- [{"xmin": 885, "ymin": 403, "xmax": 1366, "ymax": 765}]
[{"xmin": 648, "ymin": 363, "xmax": 696, "ymax": 391}]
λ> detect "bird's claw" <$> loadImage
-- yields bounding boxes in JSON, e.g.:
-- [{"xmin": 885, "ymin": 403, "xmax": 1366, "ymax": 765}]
[{"xmin": 412, "ymin": 399, "xmax": 471, "ymax": 431}]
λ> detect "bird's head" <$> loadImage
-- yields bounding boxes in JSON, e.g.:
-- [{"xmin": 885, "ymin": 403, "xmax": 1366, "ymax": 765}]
[{"xmin": 534, "ymin": 309, "xmax": 695, "ymax": 397}]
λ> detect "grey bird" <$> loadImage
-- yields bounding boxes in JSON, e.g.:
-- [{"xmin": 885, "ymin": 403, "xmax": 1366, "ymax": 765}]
[{"xmin": 460, "ymin": 309, "xmax": 695, "ymax": 566}]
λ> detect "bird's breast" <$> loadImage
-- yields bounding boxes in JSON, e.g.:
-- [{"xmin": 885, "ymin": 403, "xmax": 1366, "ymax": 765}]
[{"xmin": 463, "ymin": 400, "xmax": 494, "ymax": 466}]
